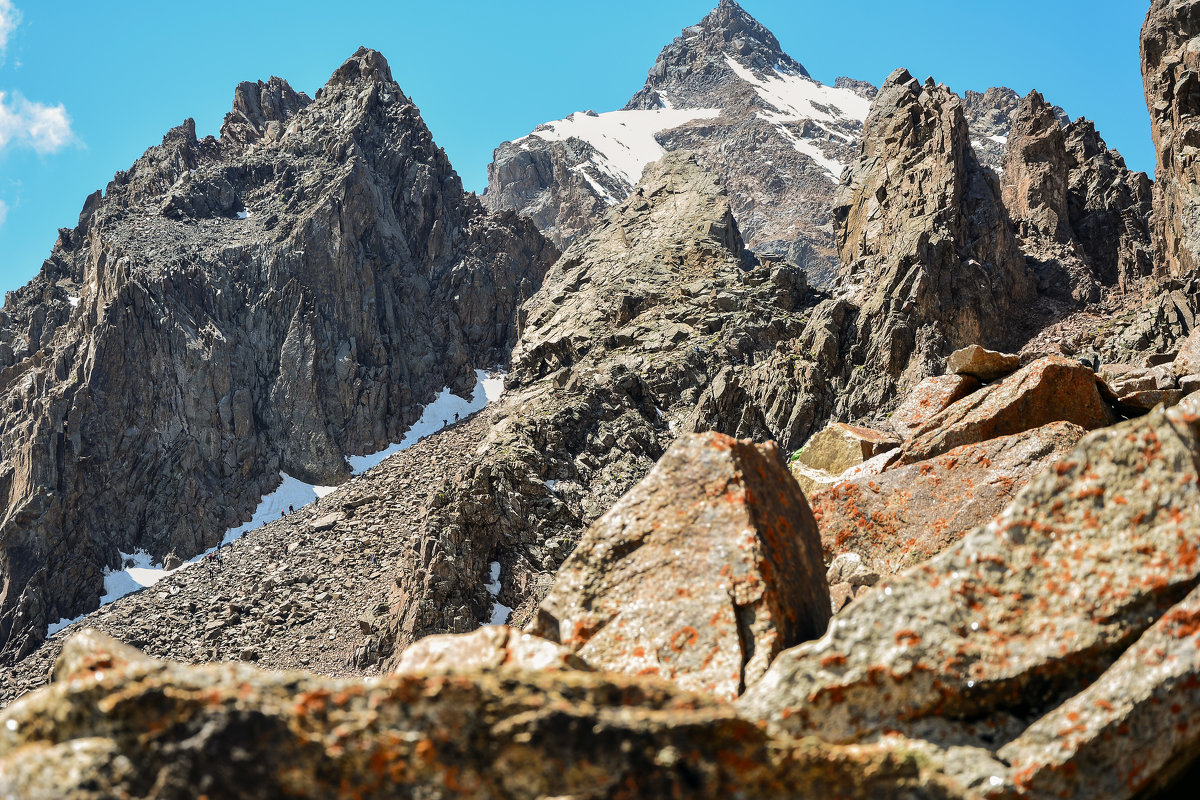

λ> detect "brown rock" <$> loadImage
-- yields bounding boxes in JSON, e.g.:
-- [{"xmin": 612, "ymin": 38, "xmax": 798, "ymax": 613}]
[
  {"xmin": 1183, "ymin": 374, "xmax": 1200, "ymax": 395},
  {"xmin": 1175, "ymin": 327, "xmax": 1200, "ymax": 376},
  {"xmin": 995, "ymin": 583, "xmax": 1200, "ymax": 798},
  {"xmin": 1117, "ymin": 388, "xmax": 1185, "ymax": 413},
  {"xmin": 899, "ymin": 355, "xmax": 1113, "ymax": 465},
  {"xmin": 533, "ymin": 431, "xmax": 830, "ymax": 700},
  {"xmin": 394, "ymin": 626, "xmax": 589, "ymax": 675},
  {"xmin": 740, "ymin": 396, "xmax": 1200, "ymax": 754},
  {"xmin": 812, "ymin": 421, "xmax": 1086, "ymax": 576},
  {"xmin": 790, "ymin": 422, "xmax": 899, "ymax": 498},
  {"xmin": 946, "ymin": 345, "xmax": 1021, "ymax": 382},
  {"xmin": 889, "ymin": 374, "xmax": 981, "ymax": 440},
  {"xmin": 0, "ymin": 631, "xmax": 962, "ymax": 799},
  {"xmin": 829, "ymin": 583, "xmax": 855, "ymax": 614}
]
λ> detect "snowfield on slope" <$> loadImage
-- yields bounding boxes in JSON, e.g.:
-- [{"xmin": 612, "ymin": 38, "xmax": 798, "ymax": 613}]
[
  {"xmin": 518, "ymin": 107, "xmax": 721, "ymax": 189},
  {"xmin": 47, "ymin": 369, "xmax": 506, "ymax": 635}
]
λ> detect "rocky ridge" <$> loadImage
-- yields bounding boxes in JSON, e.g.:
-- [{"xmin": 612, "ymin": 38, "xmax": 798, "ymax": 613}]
[{"xmin": 0, "ymin": 48, "xmax": 557, "ymax": 662}]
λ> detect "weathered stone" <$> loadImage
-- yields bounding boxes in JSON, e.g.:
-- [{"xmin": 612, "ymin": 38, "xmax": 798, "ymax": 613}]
[
  {"xmin": 0, "ymin": 630, "xmax": 965, "ymax": 800},
  {"xmin": 309, "ymin": 513, "xmax": 343, "ymax": 532},
  {"xmin": 740, "ymin": 396, "xmax": 1200, "ymax": 752},
  {"xmin": 1117, "ymin": 388, "xmax": 1185, "ymax": 413},
  {"xmin": 889, "ymin": 374, "xmax": 981, "ymax": 440},
  {"xmin": 994, "ymin": 583, "xmax": 1200, "ymax": 799},
  {"xmin": 947, "ymin": 345, "xmax": 1021, "ymax": 382},
  {"xmin": 532, "ymin": 432, "xmax": 830, "ymax": 701},
  {"xmin": 825, "ymin": 553, "xmax": 879, "ymax": 588},
  {"xmin": 1175, "ymin": 327, "xmax": 1200, "ymax": 376},
  {"xmin": 899, "ymin": 355, "xmax": 1113, "ymax": 465},
  {"xmin": 162, "ymin": 553, "xmax": 182, "ymax": 571},
  {"xmin": 829, "ymin": 583, "xmax": 855, "ymax": 614},
  {"xmin": 813, "ymin": 422, "xmax": 1085, "ymax": 576},
  {"xmin": 789, "ymin": 422, "xmax": 899, "ymax": 498},
  {"xmin": 395, "ymin": 626, "xmax": 589, "ymax": 675},
  {"xmin": 1183, "ymin": 374, "xmax": 1200, "ymax": 395}
]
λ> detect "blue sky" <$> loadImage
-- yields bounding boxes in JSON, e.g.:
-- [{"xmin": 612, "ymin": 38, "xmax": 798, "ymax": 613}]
[{"xmin": 0, "ymin": 0, "xmax": 1153, "ymax": 295}]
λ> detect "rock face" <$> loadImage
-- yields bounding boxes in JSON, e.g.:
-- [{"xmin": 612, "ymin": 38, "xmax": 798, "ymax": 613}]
[
  {"xmin": 394, "ymin": 625, "xmax": 589, "ymax": 675},
  {"xmin": 812, "ymin": 421, "xmax": 1086, "ymax": 575},
  {"xmin": 898, "ymin": 355, "xmax": 1113, "ymax": 464},
  {"xmin": 486, "ymin": 0, "xmax": 875, "ymax": 289},
  {"xmin": 386, "ymin": 153, "xmax": 825, "ymax": 659},
  {"xmin": 0, "ymin": 48, "xmax": 557, "ymax": 661},
  {"xmin": 829, "ymin": 69, "xmax": 1033, "ymax": 412},
  {"xmin": 0, "ymin": 630, "xmax": 964, "ymax": 800},
  {"xmin": 740, "ymin": 395, "xmax": 1200, "ymax": 768},
  {"xmin": 532, "ymin": 432, "xmax": 829, "ymax": 700},
  {"xmin": 1144, "ymin": 0, "xmax": 1200, "ymax": 279},
  {"xmin": 1003, "ymin": 91, "xmax": 1154, "ymax": 301}
]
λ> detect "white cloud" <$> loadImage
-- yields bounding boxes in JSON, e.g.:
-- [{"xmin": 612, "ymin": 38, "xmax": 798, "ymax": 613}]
[
  {"xmin": 0, "ymin": 200, "xmax": 8, "ymax": 226},
  {"xmin": 0, "ymin": 1, "xmax": 19, "ymax": 58},
  {"xmin": 0, "ymin": 91, "xmax": 73, "ymax": 154}
]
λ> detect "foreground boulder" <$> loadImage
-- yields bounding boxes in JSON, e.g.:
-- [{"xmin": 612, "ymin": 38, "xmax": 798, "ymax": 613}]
[
  {"xmin": 533, "ymin": 432, "xmax": 830, "ymax": 700},
  {"xmin": 899, "ymin": 355, "xmax": 1113, "ymax": 464},
  {"xmin": 0, "ymin": 630, "xmax": 963, "ymax": 799},
  {"xmin": 789, "ymin": 422, "xmax": 899, "ymax": 498},
  {"xmin": 946, "ymin": 345, "xmax": 1020, "ymax": 382},
  {"xmin": 740, "ymin": 395, "xmax": 1200, "ymax": 766},
  {"xmin": 889, "ymin": 374, "xmax": 981, "ymax": 440},
  {"xmin": 811, "ymin": 421, "xmax": 1086, "ymax": 575}
]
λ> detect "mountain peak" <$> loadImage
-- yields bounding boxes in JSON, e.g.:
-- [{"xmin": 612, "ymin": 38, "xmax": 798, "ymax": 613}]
[{"xmin": 625, "ymin": 2, "xmax": 808, "ymax": 110}]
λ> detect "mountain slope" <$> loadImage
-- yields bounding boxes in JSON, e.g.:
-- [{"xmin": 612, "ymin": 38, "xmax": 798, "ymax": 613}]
[{"xmin": 0, "ymin": 48, "xmax": 557, "ymax": 662}]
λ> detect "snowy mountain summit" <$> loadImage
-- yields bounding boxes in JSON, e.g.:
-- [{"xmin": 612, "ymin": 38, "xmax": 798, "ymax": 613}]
[{"xmin": 485, "ymin": 0, "xmax": 878, "ymax": 287}]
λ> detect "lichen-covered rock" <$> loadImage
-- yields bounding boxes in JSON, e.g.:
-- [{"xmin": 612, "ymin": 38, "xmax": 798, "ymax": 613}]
[
  {"xmin": 812, "ymin": 422, "xmax": 1086, "ymax": 576},
  {"xmin": 739, "ymin": 395, "xmax": 1200, "ymax": 754},
  {"xmin": 394, "ymin": 626, "xmax": 589, "ymax": 675},
  {"xmin": 532, "ymin": 432, "xmax": 829, "ymax": 700},
  {"xmin": 993, "ymin": 583, "xmax": 1200, "ymax": 799},
  {"xmin": 1176, "ymin": 326, "xmax": 1200, "ymax": 376},
  {"xmin": 0, "ymin": 630, "xmax": 965, "ymax": 800},
  {"xmin": 898, "ymin": 356, "xmax": 1113, "ymax": 464},
  {"xmin": 947, "ymin": 346, "xmax": 1020, "ymax": 382},
  {"xmin": 889, "ymin": 375, "xmax": 981, "ymax": 440}
]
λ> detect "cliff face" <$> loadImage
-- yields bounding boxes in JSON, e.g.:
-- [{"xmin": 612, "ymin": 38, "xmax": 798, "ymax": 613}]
[
  {"xmin": 1143, "ymin": 0, "xmax": 1200, "ymax": 280},
  {"xmin": 0, "ymin": 47, "xmax": 557, "ymax": 661}
]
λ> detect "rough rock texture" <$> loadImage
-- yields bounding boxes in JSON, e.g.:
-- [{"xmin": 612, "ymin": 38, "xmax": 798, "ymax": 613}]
[
  {"xmin": 394, "ymin": 625, "xmax": 589, "ymax": 675},
  {"xmin": 994, "ymin": 582, "xmax": 1200, "ymax": 798},
  {"xmin": 0, "ymin": 631, "xmax": 965, "ymax": 800},
  {"xmin": 1177, "ymin": 326, "xmax": 1200, "ymax": 376},
  {"xmin": 829, "ymin": 69, "xmax": 1034, "ymax": 413},
  {"xmin": 486, "ymin": 0, "xmax": 875, "ymax": 289},
  {"xmin": 740, "ymin": 395, "xmax": 1200, "ymax": 760},
  {"xmin": 898, "ymin": 356, "xmax": 1113, "ymax": 464},
  {"xmin": 532, "ymin": 432, "xmax": 829, "ymax": 700},
  {"xmin": 888, "ymin": 375, "xmax": 981, "ymax": 440},
  {"xmin": 811, "ymin": 422, "xmax": 1086, "ymax": 576},
  {"xmin": 0, "ymin": 48, "xmax": 558, "ymax": 663},
  {"xmin": 1144, "ymin": 0, "xmax": 1200, "ymax": 279},
  {"xmin": 384, "ymin": 154, "xmax": 824, "ymax": 660},
  {"xmin": 1003, "ymin": 91, "xmax": 1155, "ymax": 302},
  {"xmin": 789, "ymin": 422, "xmax": 898, "ymax": 498},
  {"xmin": 947, "ymin": 345, "xmax": 1020, "ymax": 382}
]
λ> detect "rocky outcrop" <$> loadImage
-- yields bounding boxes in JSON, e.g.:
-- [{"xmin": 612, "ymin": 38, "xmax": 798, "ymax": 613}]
[
  {"xmin": 1003, "ymin": 91, "xmax": 1154, "ymax": 301},
  {"xmin": 532, "ymin": 432, "xmax": 829, "ymax": 700},
  {"xmin": 828, "ymin": 69, "xmax": 1034, "ymax": 414},
  {"xmin": 812, "ymin": 421, "xmax": 1086, "ymax": 575},
  {"xmin": 1143, "ymin": 0, "xmax": 1200, "ymax": 280},
  {"xmin": 897, "ymin": 355, "xmax": 1114, "ymax": 464},
  {"xmin": 0, "ymin": 630, "xmax": 966, "ymax": 800},
  {"xmin": 385, "ymin": 153, "xmax": 822, "ymax": 660},
  {"xmin": 0, "ymin": 48, "xmax": 557, "ymax": 662},
  {"xmin": 740, "ymin": 395, "xmax": 1200, "ymax": 778},
  {"xmin": 394, "ymin": 625, "xmax": 589, "ymax": 675}
]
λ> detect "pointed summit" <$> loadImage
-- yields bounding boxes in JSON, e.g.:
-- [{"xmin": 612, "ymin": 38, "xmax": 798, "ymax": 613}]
[{"xmin": 626, "ymin": 1, "xmax": 808, "ymax": 110}]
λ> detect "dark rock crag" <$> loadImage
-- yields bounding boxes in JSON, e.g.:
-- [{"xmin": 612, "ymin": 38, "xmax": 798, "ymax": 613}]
[{"xmin": 0, "ymin": 48, "xmax": 557, "ymax": 661}]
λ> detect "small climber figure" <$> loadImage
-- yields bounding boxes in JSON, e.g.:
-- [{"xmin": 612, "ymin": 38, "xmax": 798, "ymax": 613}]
[
  {"xmin": 454, "ymin": 412, "xmax": 459, "ymax": 422},
  {"xmin": 442, "ymin": 419, "xmax": 447, "ymax": 427},
  {"xmin": 288, "ymin": 504, "xmax": 294, "ymax": 514}
]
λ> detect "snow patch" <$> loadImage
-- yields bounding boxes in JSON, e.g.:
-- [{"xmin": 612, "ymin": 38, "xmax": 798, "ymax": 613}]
[
  {"xmin": 520, "ymin": 107, "xmax": 721, "ymax": 192},
  {"xmin": 486, "ymin": 560, "xmax": 512, "ymax": 626},
  {"xmin": 347, "ymin": 369, "xmax": 504, "ymax": 474},
  {"xmin": 989, "ymin": 134, "xmax": 1009, "ymax": 145},
  {"xmin": 47, "ymin": 370, "xmax": 507, "ymax": 637},
  {"xmin": 67, "ymin": 296, "xmax": 81, "ymax": 308},
  {"xmin": 544, "ymin": 480, "xmax": 558, "ymax": 491},
  {"xmin": 773, "ymin": 125, "xmax": 845, "ymax": 181},
  {"xmin": 236, "ymin": 210, "xmax": 251, "ymax": 220},
  {"xmin": 724, "ymin": 55, "xmax": 871, "ymax": 126}
]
